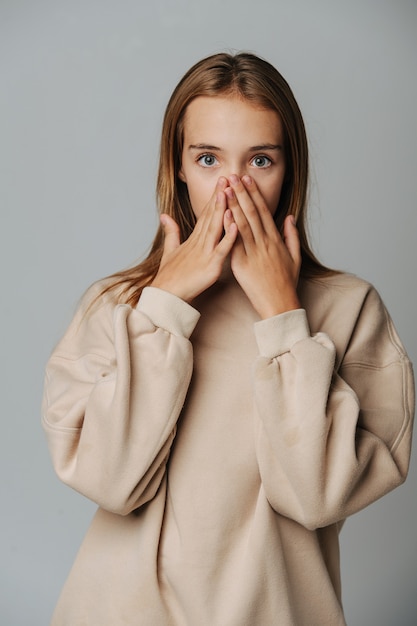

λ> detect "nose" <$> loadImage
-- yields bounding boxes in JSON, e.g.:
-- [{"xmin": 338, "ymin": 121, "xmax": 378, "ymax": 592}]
[{"xmin": 227, "ymin": 165, "xmax": 248, "ymax": 182}]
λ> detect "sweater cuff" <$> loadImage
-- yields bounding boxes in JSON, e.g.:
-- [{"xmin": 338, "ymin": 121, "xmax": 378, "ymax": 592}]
[
  {"xmin": 254, "ymin": 309, "xmax": 310, "ymax": 358},
  {"xmin": 136, "ymin": 287, "xmax": 200, "ymax": 338}
]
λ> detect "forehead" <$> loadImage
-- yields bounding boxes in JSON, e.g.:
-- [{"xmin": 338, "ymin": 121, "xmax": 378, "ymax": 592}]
[{"xmin": 182, "ymin": 95, "xmax": 283, "ymax": 143}]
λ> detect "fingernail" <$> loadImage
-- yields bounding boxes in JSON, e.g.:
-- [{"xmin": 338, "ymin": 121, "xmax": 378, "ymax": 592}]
[
  {"xmin": 242, "ymin": 175, "xmax": 252, "ymax": 186},
  {"xmin": 225, "ymin": 187, "xmax": 234, "ymax": 199},
  {"xmin": 229, "ymin": 174, "xmax": 239, "ymax": 185},
  {"xmin": 218, "ymin": 177, "xmax": 227, "ymax": 188}
]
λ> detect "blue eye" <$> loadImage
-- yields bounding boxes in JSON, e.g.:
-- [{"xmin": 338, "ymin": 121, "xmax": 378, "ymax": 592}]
[
  {"xmin": 197, "ymin": 154, "xmax": 218, "ymax": 167},
  {"xmin": 251, "ymin": 155, "xmax": 272, "ymax": 168}
]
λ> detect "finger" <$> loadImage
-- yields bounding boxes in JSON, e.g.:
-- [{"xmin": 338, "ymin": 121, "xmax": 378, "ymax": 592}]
[
  {"xmin": 216, "ymin": 210, "xmax": 238, "ymax": 256},
  {"xmin": 229, "ymin": 175, "xmax": 267, "ymax": 239},
  {"xmin": 195, "ymin": 177, "xmax": 228, "ymax": 239},
  {"xmin": 223, "ymin": 207, "xmax": 234, "ymax": 232},
  {"xmin": 225, "ymin": 186, "xmax": 254, "ymax": 251},
  {"xmin": 198, "ymin": 177, "xmax": 228, "ymax": 221},
  {"xmin": 204, "ymin": 189, "xmax": 227, "ymax": 243},
  {"xmin": 160, "ymin": 214, "xmax": 180, "ymax": 253},
  {"xmin": 241, "ymin": 175, "xmax": 277, "ymax": 231},
  {"xmin": 283, "ymin": 215, "xmax": 301, "ymax": 266},
  {"xmin": 188, "ymin": 184, "xmax": 229, "ymax": 256}
]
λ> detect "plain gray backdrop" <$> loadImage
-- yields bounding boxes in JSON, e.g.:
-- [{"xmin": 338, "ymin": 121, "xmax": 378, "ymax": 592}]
[{"xmin": 1, "ymin": 0, "xmax": 416, "ymax": 624}]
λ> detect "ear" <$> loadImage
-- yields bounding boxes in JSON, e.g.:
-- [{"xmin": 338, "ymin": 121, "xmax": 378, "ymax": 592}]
[{"xmin": 178, "ymin": 167, "xmax": 187, "ymax": 183}]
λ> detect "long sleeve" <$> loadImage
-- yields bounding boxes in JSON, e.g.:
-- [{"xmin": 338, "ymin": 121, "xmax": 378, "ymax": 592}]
[
  {"xmin": 42, "ymin": 285, "xmax": 200, "ymax": 515},
  {"xmin": 253, "ymin": 282, "xmax": 414, "ymax": 531}
]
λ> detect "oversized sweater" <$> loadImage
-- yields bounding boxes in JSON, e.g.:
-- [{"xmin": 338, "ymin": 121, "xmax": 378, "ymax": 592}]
[{"xmin": 42, "ymin": 271, "xmax": 414, "ymax": 626}]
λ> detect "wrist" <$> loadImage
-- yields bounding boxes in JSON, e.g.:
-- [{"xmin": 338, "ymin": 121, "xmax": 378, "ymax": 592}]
[
  {"xmin": 257, "ymin": 295, "xmax": 301, "ymax": 320},
  {"xmin": 150, "ymin": 277, "xmax": 194, "ymax": 304}
]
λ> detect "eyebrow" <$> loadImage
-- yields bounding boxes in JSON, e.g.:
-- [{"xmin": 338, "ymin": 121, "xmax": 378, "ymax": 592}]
[{"xmin": 188, "ymin": 143, "xmax": 283, "ymax": 151}]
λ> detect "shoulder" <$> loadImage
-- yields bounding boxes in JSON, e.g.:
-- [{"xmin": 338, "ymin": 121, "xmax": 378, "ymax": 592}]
[
  {"xmin": 50, "ymin": 279, "xmax": 124, "ymax": 360},
  {"xmin": 299, "ymin": 272, "xmax": 379, "ymax": 322},
  {"xmin": 299, "ymin": 272, "xmax": 412, "ymax": 369},
  {"xmin": 300, "ymin": 271, "xmax": 374, "ymax": 301},
  {"xmin": 78, "ymin": 277, "xmax": 122, "ymax": 312},
  {"xmin": 298, "ymin": 272, "xmax": 393, "ymax": 362}
]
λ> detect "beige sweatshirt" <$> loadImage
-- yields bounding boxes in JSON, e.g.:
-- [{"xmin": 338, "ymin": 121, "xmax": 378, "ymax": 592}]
[{"xmin": 42, "ymin": 272, "xmax": 414, "ymax": 626}]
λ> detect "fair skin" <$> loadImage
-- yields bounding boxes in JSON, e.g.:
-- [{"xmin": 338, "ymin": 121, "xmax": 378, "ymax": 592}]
[{"xmin": 151, "ymin": 95, "xmax": 301, "ymax": 319}]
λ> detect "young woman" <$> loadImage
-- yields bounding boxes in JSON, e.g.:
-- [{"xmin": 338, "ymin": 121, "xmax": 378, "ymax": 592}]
[{"xmin": 42, "ymin": 52, "xmax": 414, "ymax": 625}]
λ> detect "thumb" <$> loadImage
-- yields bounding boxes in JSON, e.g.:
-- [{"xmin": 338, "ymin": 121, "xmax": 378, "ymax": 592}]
[
  {"xmin": 283, "ymin": 215, "xmax": 301, "ymax": 266},
  {"xmin": 160, "ymin": 214, "xmax": 180, "ymax": 253}
]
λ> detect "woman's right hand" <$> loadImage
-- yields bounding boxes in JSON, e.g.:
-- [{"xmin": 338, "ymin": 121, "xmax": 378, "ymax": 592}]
[{"xmin": 150, "ymin": 178, "xmax": 238, "ymax": 302}]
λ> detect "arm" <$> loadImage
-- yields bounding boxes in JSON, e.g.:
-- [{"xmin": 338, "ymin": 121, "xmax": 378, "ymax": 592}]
[
  {"xmin": 253, "ymin": 288, "xmax": 414, "ymax": 530},
  {"xmin": 42, "ymin": 285, "xmax": 200, "ymax": 515},
  {"xmin": 222, "ymin": 176, "xmax": 413, "ymax": 529},
  {"xmin": 43, "ymin": 178, "xmax": 237, "ymax": 515}
]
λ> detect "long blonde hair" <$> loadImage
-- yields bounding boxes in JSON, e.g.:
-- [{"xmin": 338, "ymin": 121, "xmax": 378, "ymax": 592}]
[{"xmin": 100, "ymin": 52, "xmax": 334, "ymax": 306}]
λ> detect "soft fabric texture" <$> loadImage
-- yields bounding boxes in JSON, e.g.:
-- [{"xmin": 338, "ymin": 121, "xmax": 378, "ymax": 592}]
[{"xmin": 42, "ymin": 272, "xmax": 414, "ymax": 625}]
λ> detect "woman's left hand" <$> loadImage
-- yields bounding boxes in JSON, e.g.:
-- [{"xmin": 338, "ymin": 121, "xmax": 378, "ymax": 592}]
[{"xmin": 224, "ymin": 175, "xmax": 301, "ymax": 319}]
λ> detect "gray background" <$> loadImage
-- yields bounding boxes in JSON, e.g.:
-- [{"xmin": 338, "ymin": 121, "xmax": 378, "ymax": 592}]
[{"xmin": 1, "ymin": 0, "xmax": 416, "ymax": 624}]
